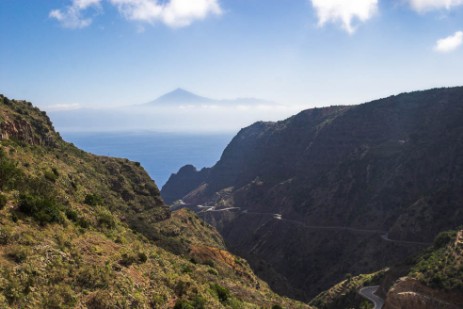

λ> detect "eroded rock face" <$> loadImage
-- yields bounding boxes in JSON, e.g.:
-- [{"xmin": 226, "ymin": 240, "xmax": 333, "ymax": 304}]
[
  {"xmin": 384, "ymin": 277, "xmax": 462, "ymax": 309},
  {"xmin": 0, "ymin": 97, "xmax": 59, "ymax": 146}
]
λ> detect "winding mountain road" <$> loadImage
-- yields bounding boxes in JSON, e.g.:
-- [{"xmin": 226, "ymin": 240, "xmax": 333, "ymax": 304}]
[
  {"xmin": 197, "ymin": 207, "xmax": 432, "ymax": 245},
  {"xmin": 359, "ymin": 286, "xmax": 384, "ymax": 309},
  {"xmin": 381, "ymin": 233, "xmax": 431, "ymax": 246},
  {"xmin": 241, "ymin": 210, "xmax": 386, "ymax": 234},
  {"xmin": 245, "ymin": 210, "xmax": 432, "ymax": 246}
]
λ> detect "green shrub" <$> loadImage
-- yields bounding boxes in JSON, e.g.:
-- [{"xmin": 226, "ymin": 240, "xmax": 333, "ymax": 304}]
[
  {"xmin": 174, "ymin": 281, "xmax": 190, "ymax": 297},
  {"xmin": 96, "ymin": 207, "xmax": 116, "ymax": 229},
  {"xmin": 138, "ymin": 251, "xmax": 148, "ymax": 263},
  {"xmin": 210, "ymin": 283, "xmax": 229, "ymax": 303},
  {"xmin": 76, "ymin": 265, "xmax": 111, "ymax": 289},
  {"xmin": 411, "ymin": 231, "xmax": 463, "ymax": 292},
  {"xmin": 191, "ymin": 295, "xmax": 206, "ymax": 309},
  {"xmin": 44, "ymin": 170, "xmax": 58, "ymax": 182},
  {"xmin": 203, "ymin": 259, "xmax": 215, "ymax": 267},
  {"xmin": 64, "ymin": 209, "xmax": 78, "ymax": 222},
  {"xmin": 43, "ymin": 284, "xmax": 77, "ymax": 309},
  {"xmin": 6, "ymin": 246, "xmax": 29, "ymax": 263},
  {"xmin": 119, "ymin": 251, "xmax": 147, "ymax": 267},
  {"xmin": 173, "ymin": 296, "xmax": 206, "ymax": 309},
  {"xmin": 51, "ymin": 167, "xmax": 59, "ymax": 176},
  {"xmin": 18, "ymin": 194, "xmax": 64, "ymax": 225},
  {"xmin": 0, "ymin": 226, "xmax": 12, "ymax": 245},
  {"xmin": 78, "ymin": 217, "xmax": 90, "ymax": 229},
  {"xmin": 23, "ymin": 176, "xmax": 55, "ymax": 199},
  {"xmin": 0, "ymin": 150, "xmax": 22, "ymax": 190},
  {"xmin": 84, "ymin": 194, "xmax": 103, "ymax": 206},
  {"xmin": 181, "ymin": 264, "xmax": 193, "ymax": 274},
  {"xmin": 433, "ymin": 230, "xmax": 457, "ymax": 249},
  {"xmin": 174, "ymin": 299, "xmax": 195, "ymax": 309},
  {"xmin": 86, "ymin": 290, "xmax": 118, "ymax": 309},
  {"xmin": 226, "ymin": 297, "xmax": 244, "ymax": 309},
  {"xmin": 0, "ymin": 193, "xmax": 7, "ymax": 209},
  {"xmin": 150, "ymin": 293, "xmax": 167, "ymax": 307},
  {"xmin": 119, "ymin": 253, "xmax": 137, "ymax": 267},
  {"xmin": 3, "ymin": 273, "xmax": 22, "ymax": 303}
]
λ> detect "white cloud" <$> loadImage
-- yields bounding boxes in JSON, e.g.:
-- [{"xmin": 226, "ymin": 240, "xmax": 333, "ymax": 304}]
[
  {"xmin": 109, "ymin": 0, "xmax": 222, "ymax": 28},
  {"xmin": 45, "ymin": 103, "xmax": 83, "ymax": 112},
  {"xmin": 49, "ymin": 0, "xmax": 101, "ymax": 29},
  {"xmin": 409, "ymin": 0, "xmax": 463, "ymax": 12},
  {"xmin": 310, "ymin": 0, "xmax": 378, "ymax": 34},
  {"xmin": 50, "ymin": 0, "xmax": 221, "ymax": 29},
  {"xmin": 434, "ymin": 31, "xmax": 463, "ymax": 52}
]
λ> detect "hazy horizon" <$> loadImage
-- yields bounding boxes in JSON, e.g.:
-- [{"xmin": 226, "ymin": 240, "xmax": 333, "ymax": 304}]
[
  {"xmin": 46, "ymin": 87, "xmax": 314, "ymax": 133},
  {"xmin": 2, "ymin": 0, "xmax": 463, "ymax": 133}
]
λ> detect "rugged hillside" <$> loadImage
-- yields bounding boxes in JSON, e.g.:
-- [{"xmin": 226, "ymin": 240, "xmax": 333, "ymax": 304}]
[
  {"xmin": 162, "ymin": 87, "xmax": 463, "ymax": 300},
  {"xmin": 310, "ymin": 269, "xmax": 386, "ymax": 309},
  {"xmin": 309, "ymin": 229, "xmax": 463, "ymax": 309},
  {"xmin": 0, "ymin": 94, "xmax": 308, "ymax": 308},
  {"xmin": 384, "ymin": 229, "xmax": 463, "ymax": 309}
]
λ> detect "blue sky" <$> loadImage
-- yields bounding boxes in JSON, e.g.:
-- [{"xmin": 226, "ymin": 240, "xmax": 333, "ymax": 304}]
[{"xmin": 1, "ymin": 0, "xmax": 463, "ymax": 112}]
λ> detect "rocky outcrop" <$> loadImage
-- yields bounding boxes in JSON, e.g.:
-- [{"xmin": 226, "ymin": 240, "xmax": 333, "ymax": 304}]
[
  {"xmin": 162, "ymin": 87, "xmax": 463, "ymax": 300},
  {"xmin": 384, "ymin": 277, "xmax": 463, "ymax": 309},
  {"xmin": 0, "ymin": 96, "xmax": 59, "ymax": 146},
  {"xmin": 162, "ymin": 164, "xmax": 210, "ymax": 204}
]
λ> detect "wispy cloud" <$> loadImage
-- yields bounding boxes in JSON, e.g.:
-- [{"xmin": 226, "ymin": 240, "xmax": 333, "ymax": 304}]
[
  {"xmin": 49, "ymin": 102, "xmax": 309, "ymax": 133},
  {"xmin": 49, "ymin": 0, "xmax": 101, "ymax": 29},
  {"xmin": 409, "ymin": 0, "xmax": 463, "ymax": 12},
  {"xmin": 45, "ymin": 103, "xmax": 83, "ymax": 111},
  {"xmin": 434, "ymin": 31, "xmax": 463, "ymax": 52},
  {"xmin": 50, "ymin": 0, "xmax": 222, "ymax": 29},
  {"xmin": 110, "ymin": 0, "xmax": 221, "ymax": 28},
  {"xmin": 310, "ymin": 0, "xmax": 378, "ymax": 34}
]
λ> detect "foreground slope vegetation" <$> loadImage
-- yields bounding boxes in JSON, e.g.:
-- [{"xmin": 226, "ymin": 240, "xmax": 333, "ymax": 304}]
[
  {"xmin": 0, "ymin": 94, "xmax": 308, "ymax": 308},
  {"xmin": 163, "ymin": 87, "xmax": 463, "ymax": 300}
]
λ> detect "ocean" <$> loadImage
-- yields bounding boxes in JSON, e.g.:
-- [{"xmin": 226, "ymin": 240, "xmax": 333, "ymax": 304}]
[{"xmin": 61, "ymin": 132, "xmax": 234, "ymax": 188}]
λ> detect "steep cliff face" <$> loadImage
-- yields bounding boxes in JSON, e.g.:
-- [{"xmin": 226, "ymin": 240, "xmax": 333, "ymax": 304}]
[
  {"xmin": 162, "ymin": 165, "xmax": 210, "ymax": 204},
  {"xmin": 0, "ymin": 95, "xmax": 309, "ymax": 308},
  {"xmin": 162, "ymin": 87, "xmax": 463, "ymax": 300}
]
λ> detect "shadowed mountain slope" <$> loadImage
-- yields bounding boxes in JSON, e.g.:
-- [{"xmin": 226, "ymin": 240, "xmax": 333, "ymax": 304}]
[{"xmin": 162, "ymin": 87, "xmax": 463, "ymax": 300}]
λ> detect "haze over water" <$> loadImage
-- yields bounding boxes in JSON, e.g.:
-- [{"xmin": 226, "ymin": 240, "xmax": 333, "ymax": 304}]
[{"xmin": 62, "ymin": 131, "xmax": 233, "ymax": 187}]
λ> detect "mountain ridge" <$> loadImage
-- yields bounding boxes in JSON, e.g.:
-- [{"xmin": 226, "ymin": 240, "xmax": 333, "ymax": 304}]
[
  {"xmin": 145, "ymin": 88, "xmax": 274, "ymax": 106},
  {"xmin": 162, "ymin": 86, "xmax": 463, "ymax": 301},
  {"xmin": 147, "ymin": 88, "xmax": 214, "ymax": 105}
]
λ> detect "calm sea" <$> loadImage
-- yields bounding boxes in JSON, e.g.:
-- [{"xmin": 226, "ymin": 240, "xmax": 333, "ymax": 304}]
[{"xmin": 61, "ymin": 132, "xmax": 234, "ymax": 188}]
